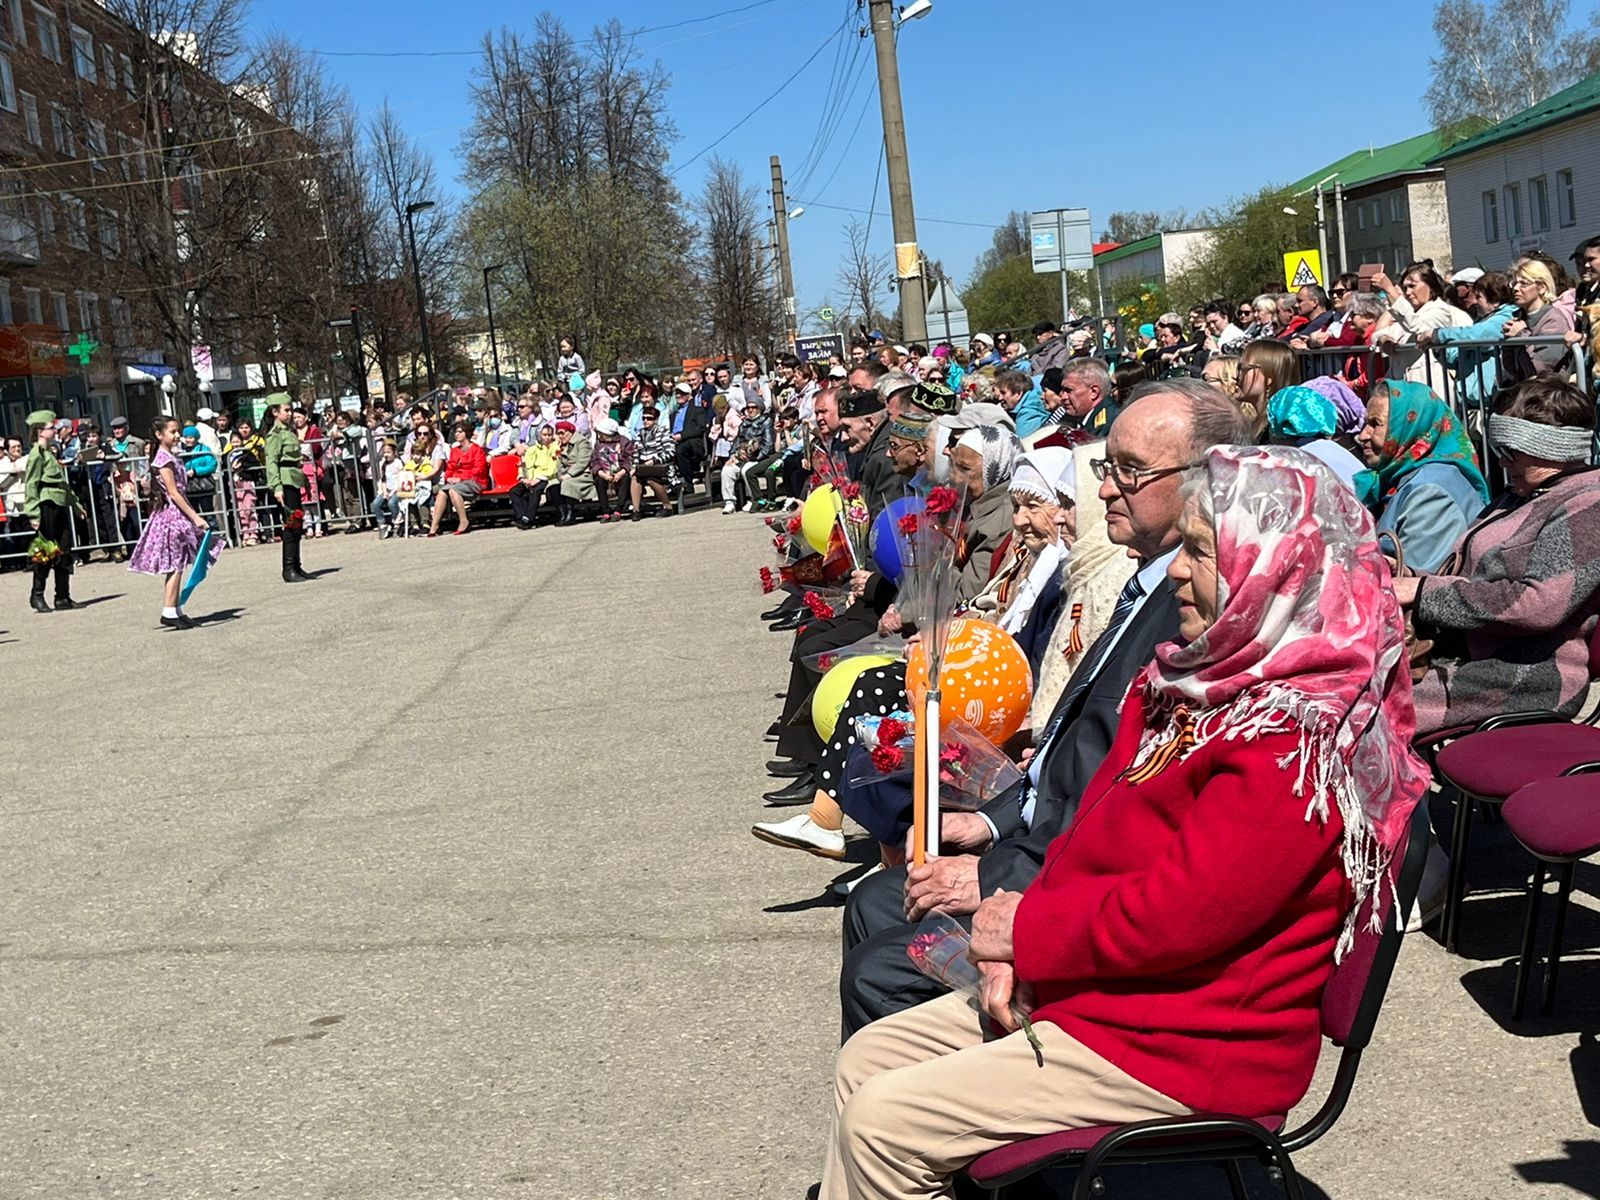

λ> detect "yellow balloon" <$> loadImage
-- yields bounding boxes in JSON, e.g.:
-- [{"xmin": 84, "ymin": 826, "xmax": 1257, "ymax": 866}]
[
  {"xmin": 800, "ymin": 483, "xmax": 839, "ymax": 554},
  {"xmin": 812, "ymin": 654, "xmax": 898, "ymax": 742}
]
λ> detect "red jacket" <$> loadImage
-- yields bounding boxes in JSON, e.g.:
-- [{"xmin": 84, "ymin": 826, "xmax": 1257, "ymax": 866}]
[
  {"xmin": 445, "ymin": 442, "xmax": 490, "ymax": 489},
  {"xmin": 1012, "ymin": 689, "xmax": 1350, "ymax": 1118}
]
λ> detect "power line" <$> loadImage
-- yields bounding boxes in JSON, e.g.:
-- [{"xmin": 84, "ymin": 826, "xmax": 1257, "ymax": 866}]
[
  {"xmin": 800, "ymin": 198, "xmax": 1002, "ymax": 230},
  {"xmin": 669, "ymin": 20, "xmax": 849, "ymax": 179},
  {"xmin": 787, "ymin": 2, "xmax": 866, "ymax": 194},
  {"xmin": 306, "ymin": 0, "xmax": 809, "ymax": 59},
  {"xmin": 789, "ymin": 34, "xmax": 871, "ymax": 198}
]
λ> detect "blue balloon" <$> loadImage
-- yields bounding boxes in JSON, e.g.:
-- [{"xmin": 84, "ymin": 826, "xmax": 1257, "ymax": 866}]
[{"xmin": 871, "ymin": 496, "xmax": 923, "ymax": 582}]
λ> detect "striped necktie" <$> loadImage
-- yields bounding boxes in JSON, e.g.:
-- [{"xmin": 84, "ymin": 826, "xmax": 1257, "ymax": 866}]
[{"xmin": 1020, "ymin": 572, "xmax": 1146, "ymax": 816}]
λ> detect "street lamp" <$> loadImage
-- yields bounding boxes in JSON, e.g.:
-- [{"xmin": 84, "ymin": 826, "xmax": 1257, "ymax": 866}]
[
  {"xmin": 403, "ymin": 199, "xmax": 437, "ymax": 392},
  {"xmin": 482, "ymin": 263, "xmax": 506, "ymax": 394},
  {"xmin": 787, "ymin": 206, "xmax": 806, "ymax": 220}
]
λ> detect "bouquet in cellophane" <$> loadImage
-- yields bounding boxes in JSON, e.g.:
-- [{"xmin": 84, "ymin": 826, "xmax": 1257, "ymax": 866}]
[
  {"xmin": 905, "ymin": 915, "xmax": 1043, "ymax": 1058},
  {"xmin": 757, "ymin": 516, "xmax": 853, "ymax": 596},
  {"xmin": 846, "ymin": 712, "xmax": 1023, "ymax": 809},
  {"xmin": 893, "ymin": 484, "xmax": 968, "ymax": 864}
]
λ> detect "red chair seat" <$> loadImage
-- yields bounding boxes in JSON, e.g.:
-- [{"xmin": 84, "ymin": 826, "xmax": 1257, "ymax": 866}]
[
  {"xmin": 486, "ymin": 454, "xmax": 521, "ymax": 493},
  {"xmin": 1504, "ymin": 778, "xmax": 1600, "ymax": 859},
  {"xmin": 965, "ymin": 1116, "xmax": 1286, "ymax": 1186},
  {"xmin": 1435, "ymin": 724, "xmax": 1600, "ymax": 799}
]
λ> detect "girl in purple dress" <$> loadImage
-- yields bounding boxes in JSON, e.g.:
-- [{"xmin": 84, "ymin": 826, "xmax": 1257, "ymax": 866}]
[{"xmin": 128, "ymin": 417, "xmax": 220, "ymax": 630}]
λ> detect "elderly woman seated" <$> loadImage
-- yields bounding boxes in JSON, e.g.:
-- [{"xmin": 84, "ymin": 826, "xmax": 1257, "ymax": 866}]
[
  {"xmin": 1354, "ymin": 380, "xmax": 1489, "ymax": 572},
  {"xmin": 820, "ymin": 447, "xmax": 1428, "ymax": 1200},
  {"xmin": 1265, "ymin": 384, "xmax": 1365, "ymax": 488},
  {"xmin": 1395, "ymin": 378, "xmax": 1600, "ymax": 736},
  {"xmin": 554, "ymin": 420, "xmax": 596, "ymax": 526}
]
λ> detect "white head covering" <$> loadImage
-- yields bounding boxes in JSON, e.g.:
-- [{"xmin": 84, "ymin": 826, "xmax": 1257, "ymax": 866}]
[
  {"xmin": 594, "ymin": 417, "xmax": 621, "ymax": 438},
  {"xmin": 1008, "ymin": 447, "xmax": 1075, "ymax": 505},
  {"xmin": 955, "ymin": 424, "xmax": 1021, "ymax": 490}
]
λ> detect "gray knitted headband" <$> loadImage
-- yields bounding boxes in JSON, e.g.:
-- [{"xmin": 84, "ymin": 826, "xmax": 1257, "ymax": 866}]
[{"xmin": 1488, "ymin": 414, "xmax": 1593, "ymax": 463}]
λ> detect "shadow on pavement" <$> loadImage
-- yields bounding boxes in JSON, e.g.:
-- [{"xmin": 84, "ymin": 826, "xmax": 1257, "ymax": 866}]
[
  {"xmin": 69, "ymin": 594, "xmax": 123, "ymax": 607},
  {"xmin": 192, "ymin": 607, "xmax": 246, "ymax": 626},
  {"xmin": 1514, "ymin": 1139, "xmax": 1600, "ymax": 1196},
  {"xmin": 304, "ymin": 567, "xmax": 341, "ymax": 579},
  {"xmin": 1461, "ymin": 957, "xmax": 1600, "ymax": 1035},
  {"xmin": 1017, "ymin": 1160, "xmax": 1333, "ymax": 1198}
]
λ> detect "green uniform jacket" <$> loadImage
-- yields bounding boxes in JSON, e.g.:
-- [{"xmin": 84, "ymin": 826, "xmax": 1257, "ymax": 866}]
[
  {"xmin": 23, "ymin": 444, "xmax": 81, "ymax": 518},
  {"xmin": 263, "ymin": 424, "xmax": 307, "ymax": 490}
]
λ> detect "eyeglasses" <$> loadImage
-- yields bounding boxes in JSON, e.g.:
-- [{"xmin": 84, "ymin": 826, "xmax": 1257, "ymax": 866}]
[
  {"xmin": 1329, "ymin": 287, "xmax": 1349, "ymax": 297},
  {"xmin": 1089, "ymin": 458, "xmax": 1195, "ymax": 491}
]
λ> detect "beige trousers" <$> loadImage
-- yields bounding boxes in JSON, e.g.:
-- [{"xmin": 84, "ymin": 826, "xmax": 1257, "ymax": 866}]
[{"xmin": 821, "ymin": 991, "xmax": 1189, "ymax": 1199}]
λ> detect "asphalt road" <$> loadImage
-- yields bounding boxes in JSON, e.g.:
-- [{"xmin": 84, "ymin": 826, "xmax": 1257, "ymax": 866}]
[{"xmin": 0, "ymin": 511, "xmax": 1596, "ymax": 1199}]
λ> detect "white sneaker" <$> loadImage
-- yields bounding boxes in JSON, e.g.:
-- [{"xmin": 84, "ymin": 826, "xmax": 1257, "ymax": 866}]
[
  {"xmin": 832, "ymin": 861, "xmax": 886, "ymax": 897},
  {"xmin": 742, "ymin": 501, "xmax": 755, "ymax": 512},
  {"xmin": 723, "ymin": 500, "xmax": 736, "ymax": 514},
  {"xmin": 751, "ymin": 812, "xmax": 846, "ymax": 859}
]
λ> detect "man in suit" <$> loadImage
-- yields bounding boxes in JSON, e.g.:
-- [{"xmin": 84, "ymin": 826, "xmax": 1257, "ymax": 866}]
[{"xmin": 838, "ymin": 380, "xmax": 1254, "ymax": 1038}]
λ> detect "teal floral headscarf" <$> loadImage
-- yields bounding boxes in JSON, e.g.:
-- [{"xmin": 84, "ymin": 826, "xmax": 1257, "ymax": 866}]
[
  {"xmin": 1267, "ymin": 385, "xmax": 1339, "ymax": 443},
  {"xmin": 1354, "ymin": 380, "xmax": 1489, "ymax": 511}
]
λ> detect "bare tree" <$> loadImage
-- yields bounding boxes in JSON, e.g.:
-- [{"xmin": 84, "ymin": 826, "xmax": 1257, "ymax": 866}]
[
  {"xmin": 694, "ymin": 156, "xmax": 778, "ymax": 357},
  {"xmin": 1425, "ymin": 0, "xmax": 1600, "ymax": 129},
  {"xmin": 835, "ymin": 216, "xmax": 892, "ymax": 336}
]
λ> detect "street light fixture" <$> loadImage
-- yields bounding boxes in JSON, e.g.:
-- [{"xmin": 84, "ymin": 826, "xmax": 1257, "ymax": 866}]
[
  {"xmin": 403, "ymin": 199, "xmax": 437, "ymax": 392},
  {"xmin": 899, "ymin": 0, "xmax": 933, "ymax": 21},
  {"xmin": 482, "ymin": 263, "xmax": 506, "ymax": 394},
  {"xmin": 787, "ymin": 206, "xmax": 806, "ymax": 220}
]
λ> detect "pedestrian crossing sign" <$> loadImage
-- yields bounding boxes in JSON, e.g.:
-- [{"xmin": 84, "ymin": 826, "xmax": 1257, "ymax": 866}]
[{"xmin": 1283, "ymin": 250, "xmax": 1323, "ymax": 290}]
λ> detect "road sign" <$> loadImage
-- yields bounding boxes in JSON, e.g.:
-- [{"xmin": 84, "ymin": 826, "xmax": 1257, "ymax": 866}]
[
  {"xmin": 818, "ymin": 307, "xmax": 835, "ymax": 322},
  {"xmin": 1030, "ymin": 209, "xmax": 1094, "ymax": 274},
  {"xmin": 65, "ymin": 334, "xmax": 99, "ymax": 366},
  {"xmin": 795, "ymin": 334, "xmax": 844, "ymax": 363},
  {"xmin": 1283, "ymin": 250, "xmax": 1324, "ymax": 290}
]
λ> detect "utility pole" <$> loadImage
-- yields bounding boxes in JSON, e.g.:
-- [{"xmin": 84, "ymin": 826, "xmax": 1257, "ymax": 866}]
[
  {"xmin": 404, "ymin": 200, "xmax": 437, "ymax": 392},
  {"xmin": 770, "ymin": 155, "xmax": 797, "ymax": 349},
  {"xmin": 867, "ymin": 0, "xmax": 926, "ymax": 344},
  {"xmin": 483, "ymin": 264, "xmax": 505, "ymax": 394}
]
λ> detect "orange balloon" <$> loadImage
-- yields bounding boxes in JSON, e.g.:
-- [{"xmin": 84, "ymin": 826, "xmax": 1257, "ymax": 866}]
[{"xmin": 905, "ymin": 617, "xmax": 1034, "ymax": 745}]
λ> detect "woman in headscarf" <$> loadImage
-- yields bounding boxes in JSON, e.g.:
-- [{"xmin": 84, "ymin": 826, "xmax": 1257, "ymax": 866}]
[
  {"xmin": 966, "ymin": 447, "xmax": 1074, "ymax": 640},
  {"xmin": 1299, "ymin": 374, "xmax": 1367, "ymax": 438},
  {"xmin": 1265, "ymin": 385, "xmax": 1366, "ymax": 489},
  {"xmin": 1395, "ymin": 378, "xmax": 1600, "ymax": 736},
  {"xmin": 589, "ymin": 417, "xmax": 634, "ymax": 522},
  {"xmin": 1029, "ymin": 442, "xmax": 1136, "ymax": 728},
  {"xmin": 820, "ymin": 446, "xmax": 1429, "ymax": 1200},
  {"xmin": 1354, "ymin": 379, "xmax": 1489, "ymax": 572},
  {"xmin": 946, "ymin": 424, "xmax": 1020, "ymax": 600}
]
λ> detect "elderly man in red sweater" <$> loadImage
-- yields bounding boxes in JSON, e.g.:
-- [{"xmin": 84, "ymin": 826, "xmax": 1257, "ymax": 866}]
[{"xmin": 819, "ymin": 446, "xmax": 1428, "ymax": 1199}]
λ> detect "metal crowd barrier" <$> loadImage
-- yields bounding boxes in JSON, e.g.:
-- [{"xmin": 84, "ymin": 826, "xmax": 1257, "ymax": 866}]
[
  {"xmin": 1291, "ymin": 334, "xmax": 1594, "ymax": 483},
  {"xmin": 0, "ymin": 433, "xmax": 389, "ymax": 568}
]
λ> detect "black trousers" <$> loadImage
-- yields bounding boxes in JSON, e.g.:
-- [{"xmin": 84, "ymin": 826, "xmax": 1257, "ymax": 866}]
[
  {"xmin": 31, "ymin": 500, "xmax": 74, "ymax": 601},
  {"xmin": 839, "ymin": 863, "xmax": 962, "ymax": 1041},
  {"xmin": 596, "ymin": 473, "xmax": 630, "ymax": 513},
  {"xmin": 775, "ymin": 603, "xmax": 881, "ymax": 765},
  {"xmin": 509, "ymin": 479, "xmax": 549, "ymax": 525},
  {"xmin": 675, "ymin": 437, "xmax": 706, "ymax": 486},
  {"xmin": 279, "ymin": 484, "xmax": 304, "ymax": 574}
]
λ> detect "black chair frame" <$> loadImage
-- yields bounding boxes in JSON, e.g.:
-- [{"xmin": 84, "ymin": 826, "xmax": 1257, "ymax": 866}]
[{"xmin": 1510, "ymin": 759, "xmax": 1600, "ymax": 1020}]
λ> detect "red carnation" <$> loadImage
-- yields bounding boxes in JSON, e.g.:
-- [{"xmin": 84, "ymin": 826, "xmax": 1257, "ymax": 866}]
[
  {"xmin": 758, "ymin": 566, "xmax": 776, "ymax": 594},
  {"xmin": 786, "ymin": 515, "xmax": 803, "ymax": 534},
  {"xmin": 926, "ymin": 486, "xmax": 959, "ymax": 514},
  {"xmin": 870, "ymin": 744, "xmax": 906, "ymax": 773},
  {"xmin": 877, "ymin": 717, "xmax": 910, "ymax": 746},
  {"xmin": 840, "ymin": 481, "xmax": 863, "ymax": 500},
  {"xmin": 897, "ymin": 514, "xmax": 920, "ymax": 537}
]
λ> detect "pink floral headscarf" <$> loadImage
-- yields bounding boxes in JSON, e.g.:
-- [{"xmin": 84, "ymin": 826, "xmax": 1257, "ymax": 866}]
[{"xmin": 1132, "ymin": 446, "xmax": 1430, "ymax": 957}]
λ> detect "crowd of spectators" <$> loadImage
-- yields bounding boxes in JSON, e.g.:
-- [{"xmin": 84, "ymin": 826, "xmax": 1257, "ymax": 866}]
[{"xmin": 730, "ymin": 238, "xmax": 1598, "ymax": 1198}]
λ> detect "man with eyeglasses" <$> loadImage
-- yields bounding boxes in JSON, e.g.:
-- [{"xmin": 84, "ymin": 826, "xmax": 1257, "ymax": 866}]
[{"xmin": 839, "ymin": 380, "xmax": 1255, "ymax": 1036}]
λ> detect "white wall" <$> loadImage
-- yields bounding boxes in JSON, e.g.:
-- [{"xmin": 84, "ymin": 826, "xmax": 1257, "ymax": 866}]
[
  {"xmin": 1161, "ymin": 229, "xmax": 1216, "ymax": 277},
  {"xmin": 1441, "ymin": 111, "xmax": 1600, "ymax": 271}
]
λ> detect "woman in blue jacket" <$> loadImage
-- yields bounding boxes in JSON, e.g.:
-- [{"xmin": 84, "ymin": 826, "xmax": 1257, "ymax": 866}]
[{"xmin": 1418, "ymin": 271, "xmax": 1518, "ymax": 409}]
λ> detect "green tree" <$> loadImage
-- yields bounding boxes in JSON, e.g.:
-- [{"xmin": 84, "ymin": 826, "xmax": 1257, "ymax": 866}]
[{"xmin": 1165, "ymin": 186, "xmax": 1317, "ymax": 311}]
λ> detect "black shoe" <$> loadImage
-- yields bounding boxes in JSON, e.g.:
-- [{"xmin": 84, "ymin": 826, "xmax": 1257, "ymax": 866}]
[
  {"xmin": 761, "ymin": 603, "xmax": 789, "ymax": 621},
  {"xmin": 53, "ymin": 596, "xmax": 78, "ymax": 611},
  {"xmin": 283, "ymin": 569, "xmax": 305, "ymax": 583},
  {"xmin": 290, "ymin": 569, "xmax": 314, "ymax": 582},
  {"xmin": 762, "ymin": 774, "xmax": 815, "ymax": 805},
  {"xmin": 159, "ymin": 614, "xmax": 195, "ymax": 630},
  {"xmin": 29, "ymin": 594, "xmax": 50, "ymax": 613},
  {"xmin": 631, "ymin": 510, "xmax": 643, "ymax": 522},
  {"xmin": 766, "ymin": 757, "xmax": 809, "ymax": 778},
  {"xmin": 770, "ymin": 612, "xmax": 804, "ymax": 631}
]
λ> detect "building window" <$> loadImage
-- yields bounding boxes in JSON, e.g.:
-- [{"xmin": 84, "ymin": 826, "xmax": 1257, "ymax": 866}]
[
  {"xmin": 50, "ymin": 289, "xmax": 66, "ymax": 331},
  {"xmin": 36, "ymin": 196, "xmax": 52, "ymax": 242},
  {"xmin": 8, "ymin": 0, "xmax": 26, "ymax": 48},
  {"xmin": 60, "ymin": 193, "xmax": 86, "ymax": 248},
  {"xmin": 1505, "ymin": 182, "xmax": 1524, "ymax": 238},
  {"xmin": 0, "ymin": 52, "xmax": 14, "ymax": 112},
  {"xmin": 1391, "ymin": 195, "xmax": 1403, "ymax": 222},
  {"xmin": 19, "ymin": 90, "xmax": 37, "ymax": 144},
  {"xmin": 110, "ymin": 296, "xmax": 131, "ymax": 346},
  {"xmin": 1371, "ymin": 200, "xmax": 1383, "ymax": 228},
  {"xmin": 76, "ymin": 291, "xmax": 99, "ymax": 334},
  {"xmin": 1557, "ymin": 169, "xmax": 1576, "ymax": 226},
  {"xmin": 0, "ymin": 278, "xmax": 11, "ymax": 326},
  {"xmin": 115, "ymin": 132, "xmax": 132, "ymax": 180},
  {"xmin": 120, "ymin": 52, "xmax": 133, "ymax": 97},
  {"xmin": 97, "ymin": 207, "xmax": 119, "ymax": 257},
  {"xmin": 1529, "ymin": 175, "xmax": 1550, "ymax": 233},
  {"xmin": 32, "ymin": 5, "xmax": 60, "ymax": 63},
  {"xmin": 86, "ymin": 118, "xmax": 106, "ymax": 169},
  {"xmin": 1356, "ymin": 203, "xmax": 1365, "ymax": 231},
  {"xmin": 23, "ymin": 285, "xmax": 41, "ymax": 324},
  {"xmin": 68, "ymin": 24, "xmax": 92, "ymax": 81},
  {"xmin": 1483, "ymin": 189, "xmax": 1499, "ymax": 243},
  {"xmin": 100, "ymin": 42, "xmax": 115, "ymax": 87},
  {"xmin": 49, "ymin": 103, "xmax": 73, "ymax": 156}
]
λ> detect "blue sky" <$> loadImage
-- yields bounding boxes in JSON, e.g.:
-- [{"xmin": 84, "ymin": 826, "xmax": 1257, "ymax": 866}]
[{"xmin": 253, "ymin": 0, "xmax": 1440, "ymax": 318}]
